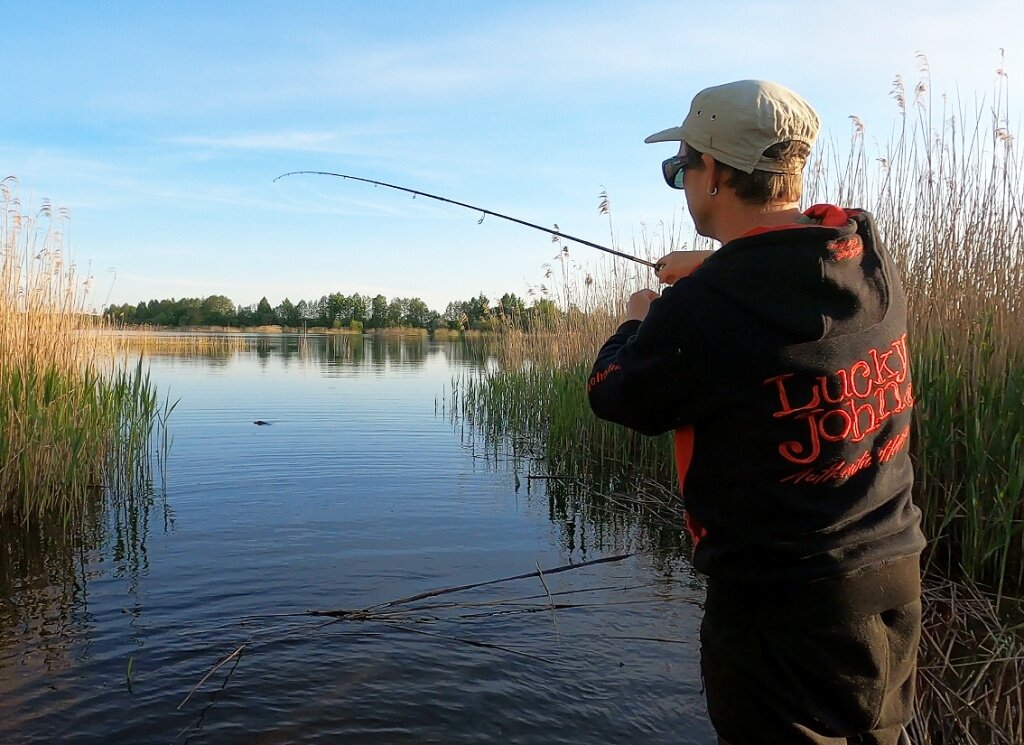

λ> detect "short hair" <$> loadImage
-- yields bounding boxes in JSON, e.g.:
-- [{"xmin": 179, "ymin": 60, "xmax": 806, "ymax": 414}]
[{"xmin": 686, "ymin": 140, "xmax": 810, "ymax": 205}]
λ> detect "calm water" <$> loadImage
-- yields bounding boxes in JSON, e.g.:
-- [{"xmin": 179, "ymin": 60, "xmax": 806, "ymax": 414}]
[{"xmin": 0, "ymin": 335, "xmax": 712, "ymax": 745}]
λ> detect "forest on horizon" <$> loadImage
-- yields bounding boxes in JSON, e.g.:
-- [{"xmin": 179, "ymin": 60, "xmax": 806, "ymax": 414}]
[{"xmin": 103, "ymin": 290, "xmax": 563, "ymax": 332}]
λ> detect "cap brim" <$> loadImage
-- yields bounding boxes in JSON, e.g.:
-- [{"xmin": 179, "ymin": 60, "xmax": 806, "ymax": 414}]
[{"xmin": 644, "ymin": 125, "xmax": 685, "ymax": 144}]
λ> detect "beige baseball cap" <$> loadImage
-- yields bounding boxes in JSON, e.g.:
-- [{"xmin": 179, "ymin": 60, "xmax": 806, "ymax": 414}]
[{"xmin": 645, "ymin": 79, "xmax": 819, "ymax": 174}]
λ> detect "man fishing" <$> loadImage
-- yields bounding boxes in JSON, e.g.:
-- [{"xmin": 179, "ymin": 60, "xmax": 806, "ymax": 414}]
[{"xmin": 587, "ymin": 80, "xmax": 925, "ymax": 745}]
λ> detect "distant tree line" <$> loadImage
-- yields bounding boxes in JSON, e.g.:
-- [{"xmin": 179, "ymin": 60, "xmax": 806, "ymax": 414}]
[{"xmin": 103, "ymin": 291, "xmax": 561, "ymax": 331}]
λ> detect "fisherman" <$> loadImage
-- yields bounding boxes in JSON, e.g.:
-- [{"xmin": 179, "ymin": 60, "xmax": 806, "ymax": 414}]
[{"xmin": 587, "ymin": 80, "xmax": 925, "ymax": 745}]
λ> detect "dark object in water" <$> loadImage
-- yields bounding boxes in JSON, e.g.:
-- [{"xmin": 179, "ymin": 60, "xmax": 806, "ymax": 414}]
[
  {"xmin": 273, "ymin": 171, "xmax": 658, "ymax": 269},
  {"xmin": 253, "ymin": 420, "xmax": 271, "ymax": 426}
]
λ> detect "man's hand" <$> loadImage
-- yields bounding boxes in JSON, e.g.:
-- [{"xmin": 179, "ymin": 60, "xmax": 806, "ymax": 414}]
[
  {"xmin": 655, "ymin": 250, "xmax": 715, "ymax": 285},
  {"xmin": 626, "ymin": 289, "xmax": 659, "ymax": 322}
]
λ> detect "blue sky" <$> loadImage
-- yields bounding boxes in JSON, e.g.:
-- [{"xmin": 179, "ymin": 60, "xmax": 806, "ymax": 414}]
[{"xmin": 3, "ymin": 0, "xmax": 1021, "ymax": 313}]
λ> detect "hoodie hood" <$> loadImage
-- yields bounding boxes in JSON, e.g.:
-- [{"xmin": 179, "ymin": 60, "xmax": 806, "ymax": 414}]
[{"xmin": 693, "ymin": 207, "xmax": 889, "ymax": 343}]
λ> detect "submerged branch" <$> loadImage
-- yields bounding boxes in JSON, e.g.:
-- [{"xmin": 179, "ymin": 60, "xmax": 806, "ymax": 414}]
[
  {"xmin": 177, "ymin": 643, "xmax": 246, "ymax": 711},
  {"xmin": 310, "ymin": 551, "xmax": 637, "ymax": 618}
]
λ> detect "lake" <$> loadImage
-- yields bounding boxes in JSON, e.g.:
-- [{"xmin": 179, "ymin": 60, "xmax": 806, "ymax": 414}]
[{"xmin": 0, "ymin": 334, "xmax": 712, "ymax": 745}]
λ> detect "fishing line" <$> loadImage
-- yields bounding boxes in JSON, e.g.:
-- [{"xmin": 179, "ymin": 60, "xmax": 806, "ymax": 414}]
[{"xmin": 273, "ymin": 170, "xmax": 658, "ymax": 269}]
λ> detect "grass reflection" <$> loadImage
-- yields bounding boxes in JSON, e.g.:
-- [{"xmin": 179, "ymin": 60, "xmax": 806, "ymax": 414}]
[{"xmin": 0, "ymin": 478, "xmax": 169, "ymax": 670}]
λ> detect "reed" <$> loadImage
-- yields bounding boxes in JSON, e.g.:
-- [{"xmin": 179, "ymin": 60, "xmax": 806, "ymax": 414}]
[
  {"xmin": 462, "ymin": 66, "xmax": 1024, "ymax": 594},
  {"xmin": 452, "ymin": 65, "xmax": 1024, "ymax": 744},
  {"xmin": 0, "ymin": 179, "xmax": 165, "ymax": 525},
  {"xmin": 805, "ymin": 64, "xmax": 1024, "ymax": 597},
  {"xmin": 912, "ymin": 574, "xmax": 1024, "ymax": 745},
  {"xmin": 111, "ymin": 328, "xmax": 257, "ymax": 356}
]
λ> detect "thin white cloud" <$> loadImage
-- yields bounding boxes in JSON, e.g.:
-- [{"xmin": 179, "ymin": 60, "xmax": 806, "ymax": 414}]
[{"xmin": 170, "ymin": 131, "xmax": 340, "ymax": 152}]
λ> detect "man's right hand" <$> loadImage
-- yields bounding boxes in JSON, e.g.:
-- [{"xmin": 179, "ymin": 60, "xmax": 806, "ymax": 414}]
[
  {"xmin": 626, "ymin": 289, "xmax": 659, "ymax": 322},
  {"xmin": 655, "ymin": 250, "xmax": 715, "ymax": 285}
]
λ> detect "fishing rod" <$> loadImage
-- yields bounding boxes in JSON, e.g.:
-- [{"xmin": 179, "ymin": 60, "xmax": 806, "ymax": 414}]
[{"xmin": 273, "ymin": 170, "xmax": 658, "ymax": 269}]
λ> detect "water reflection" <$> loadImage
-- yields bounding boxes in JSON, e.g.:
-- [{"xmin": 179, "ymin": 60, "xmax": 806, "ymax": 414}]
[
  {"xmin": 152, "ymin": 333, "xmax": 477, "ymax": 371},
  {"xmin": 456, "ymin": 408, "xmax": 691, "ymax": 564},
  {"xmin": 1, "ymin": 332, "xmax": 465, "ymax": 673},
  {"xmin": 0, "ymin": 482, "xmax": 166, "ymax": 672},
  {"xmin": 0, "ymin": 517, "xmax": 87, "ymax": 674},
  {"xmin": 0, "ymin": 336, "xmax": 711, "ymax": 745}
]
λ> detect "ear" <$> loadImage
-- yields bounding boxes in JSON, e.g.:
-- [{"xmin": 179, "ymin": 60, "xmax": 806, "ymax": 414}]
[{"xmin": 702, "ymin": 153, "xmax": 721, "ymax": 190}]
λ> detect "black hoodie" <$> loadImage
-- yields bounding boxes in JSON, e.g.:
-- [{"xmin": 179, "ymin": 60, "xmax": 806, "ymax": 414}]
[{"xmin": 589, "ymin": 206, "xmax": 925, "ymax": 611}]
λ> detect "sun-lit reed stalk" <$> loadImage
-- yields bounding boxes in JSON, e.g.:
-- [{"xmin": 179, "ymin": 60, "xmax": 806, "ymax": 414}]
[
  {"xmin": 804, "ymin": 63, "xmax": 1024, "ymax": 598},
  {"xmin": 452, "ymin": 202, "xmax": 687, "ymax": 485},
  {"xmin": 453, "ymin": 62, "xmax": 1024, "ymax": 745},
  {"xmin": 911, "ymin": 575, "xmax": 1024, "ymax": 745},
  {"xmin": 111, "ymin": 329, "xmax": 257, "ymax": 356},
  {"xmin": 466, "ymin": 63, "xmax": 1024, "ymax": 597},
  {"xmin": 0, "ymin": 178, "xmax": 165, "ymax": 526}
]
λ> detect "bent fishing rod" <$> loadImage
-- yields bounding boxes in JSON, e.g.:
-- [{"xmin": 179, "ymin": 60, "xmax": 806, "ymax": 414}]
[{"xmin": 273, "ymin": 170, "xmax": 658, "ymax": 269}]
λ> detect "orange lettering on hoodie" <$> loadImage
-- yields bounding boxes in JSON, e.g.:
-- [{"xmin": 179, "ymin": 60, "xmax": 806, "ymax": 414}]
[{"xmin": 766, "ymin": 335, "xmax": 914, "ymax": 469}]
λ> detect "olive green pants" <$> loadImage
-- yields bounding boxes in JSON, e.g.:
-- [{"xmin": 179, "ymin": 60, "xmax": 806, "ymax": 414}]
[
  {"xmin": 718, "ymin": 725, "xmax": 912, "ymax": 745},
  {"xmin": 701, "ymin": 598, "xmax": 921, "ymax": 745}
]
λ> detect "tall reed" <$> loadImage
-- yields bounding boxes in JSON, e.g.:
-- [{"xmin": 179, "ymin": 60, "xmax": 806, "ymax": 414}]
[
  {"xmin": 452, "ymin": 65, "xmax": 1024, "ymax": 745},
  {"xmin": 464, "ymin": 66, "xmax": 1024, "ymax": 596},
  {"xmin": 0, "ymin": 178, "xmax": 166, "ymax": 525},
  {"xmin": 804, "ymin": 65, "xmax": 1024, "ymax": 596},
  {"xmin": 112, "ymin": 329, "xmax": 257, "ymax": 356}
]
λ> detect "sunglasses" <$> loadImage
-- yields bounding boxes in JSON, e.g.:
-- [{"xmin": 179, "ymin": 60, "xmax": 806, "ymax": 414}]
[{"xmin": 661, "ymin": 152, "xmax": 692, "ymax": 189}]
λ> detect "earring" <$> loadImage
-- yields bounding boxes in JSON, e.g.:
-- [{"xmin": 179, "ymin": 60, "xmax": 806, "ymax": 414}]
[{"xmin": 707, "ymin": 187, "xmax": 719, "ymax": 196}]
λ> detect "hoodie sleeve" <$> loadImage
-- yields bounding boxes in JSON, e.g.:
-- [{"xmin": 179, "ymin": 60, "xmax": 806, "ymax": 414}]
[{"xmin": 587, "ymin": 283, "xmax": 713, "ymax": 436}]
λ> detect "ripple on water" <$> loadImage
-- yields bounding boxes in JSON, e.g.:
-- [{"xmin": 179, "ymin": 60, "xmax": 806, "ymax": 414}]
[{"xmin": 1, "ymin": 338, "xmax": 712, "ymax": 744}]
